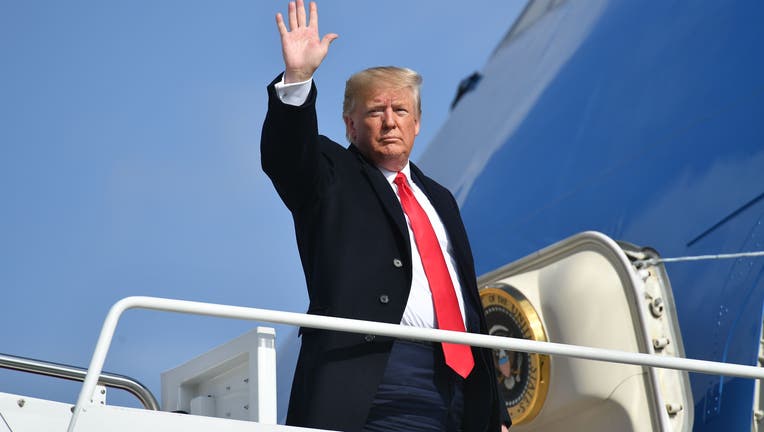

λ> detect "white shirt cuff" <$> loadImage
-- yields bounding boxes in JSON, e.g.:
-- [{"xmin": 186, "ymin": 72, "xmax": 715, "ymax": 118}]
[{"xmin": 274, "ymin": 74, "xmax": 313, "ymax": 106}]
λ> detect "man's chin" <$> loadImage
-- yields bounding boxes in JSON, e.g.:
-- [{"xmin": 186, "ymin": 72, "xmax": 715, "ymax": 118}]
[{"xmin": 375, "ymin": 153, "xmax": 409, "ymax": 171}]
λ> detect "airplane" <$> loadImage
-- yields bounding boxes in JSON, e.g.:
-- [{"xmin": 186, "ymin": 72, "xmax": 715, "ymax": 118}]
[
  {"xmin": 415, "ymin": 0, "xmax": 764, "ymax": 430},
  {"xmin": 2, "ymin": 0, "xmax": 762, "ymax": 431}
]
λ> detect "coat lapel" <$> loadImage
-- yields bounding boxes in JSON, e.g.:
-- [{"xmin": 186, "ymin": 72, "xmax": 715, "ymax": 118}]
[{"xmin": 349, "ymin": 145, "xmax": 409, "ymax": 244}]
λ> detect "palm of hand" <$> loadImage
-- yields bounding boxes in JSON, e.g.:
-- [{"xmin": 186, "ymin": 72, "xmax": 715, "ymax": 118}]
[{"xmin": 281, "ymin": 27, "xmax": 326, "ymax": 79}]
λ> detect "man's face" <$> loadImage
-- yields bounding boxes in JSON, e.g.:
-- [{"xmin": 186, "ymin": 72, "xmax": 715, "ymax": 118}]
[{"xmin": 343, "ymin": 86, "xmax": 420, "ymax": 172}]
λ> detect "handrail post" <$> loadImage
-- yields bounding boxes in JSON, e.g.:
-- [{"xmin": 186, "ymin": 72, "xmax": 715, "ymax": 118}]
[
  {"xmin": 256, "ymin": 326, "xmax": 277, "ymax": 423},
  {"xmin": 68, "ymin": 297, "xmax": 136, "ymax": 432}
]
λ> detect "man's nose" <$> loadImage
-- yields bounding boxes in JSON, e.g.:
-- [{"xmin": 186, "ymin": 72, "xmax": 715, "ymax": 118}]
[{"xmin": 382, "ymin": 106, "xmax": 396, "ymax": 128}]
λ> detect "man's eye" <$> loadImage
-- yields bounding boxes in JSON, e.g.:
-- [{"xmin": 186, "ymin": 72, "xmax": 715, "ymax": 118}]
[{"xmin": 395, "ymin": 109, "xmax": 408, "ymax": 115}]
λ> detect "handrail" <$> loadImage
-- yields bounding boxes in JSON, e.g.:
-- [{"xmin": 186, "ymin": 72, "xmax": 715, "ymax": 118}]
[
  {"xmin": 69, "ymin": 295, "xmax": 764, "ymax": 431},
  {"xmin": 0, "ymin": 352, "xmax": 159, "ymax": 410}
]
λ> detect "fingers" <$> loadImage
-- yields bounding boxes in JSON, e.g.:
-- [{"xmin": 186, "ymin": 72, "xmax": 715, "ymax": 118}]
[
  {"xmin": 275, "ymin": 13, "xmax": 288, "ymax": 36},
  {"xmin": 296, "ymin": 0, "xmax": 307, "ymax": 28},
  {"xmin": 288, "ymin": 1, "xmax": 298, "ymax": 31},
  {"xmin": 321, "ymin": 33, "xmax": 339, "ymax": 48},
  {"xmin": 278, "ymin": 0, "xmax": 332, "ymax": 39},
  {"xmin": 308, "ymin": 1, "xmax": 317, "ymax": 28}
]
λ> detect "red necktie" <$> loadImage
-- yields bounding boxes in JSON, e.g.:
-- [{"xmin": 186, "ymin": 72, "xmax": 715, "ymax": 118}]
[{"xmin": 394, "ymin": 172, "xmax": 474, "ymax": 378}]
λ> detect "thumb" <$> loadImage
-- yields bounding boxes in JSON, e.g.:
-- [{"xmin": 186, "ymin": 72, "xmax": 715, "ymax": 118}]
[{"xmin": 321, "ymin": 33, "xmax": 339, "ymax": 48}]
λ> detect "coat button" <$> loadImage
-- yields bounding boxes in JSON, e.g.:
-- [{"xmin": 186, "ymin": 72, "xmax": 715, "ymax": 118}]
[
  {"xmin": 379, "ymin": 295, "xmax": 389, "ymax": 304},
  {"xmin": 392, "ymin": 258, "xmax": 403, "ymax": 268},
  {"xmin": 364, "ymin": 334, "xmax": 375, "ymax": 342}
]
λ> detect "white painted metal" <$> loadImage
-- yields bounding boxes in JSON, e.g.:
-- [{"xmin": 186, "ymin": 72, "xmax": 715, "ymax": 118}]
[
  {"xmin": 93, "ymin": 385, "xmax": 107, "ymax": 406},
  {"xmin": 638, "ymin": 252, "xmax": 694, "ymax": 432},
  {"xmin": 69, "ymin": 295, "xmax": 764, "ymax": 430},
  {"xmin": 257, "ymin": 327, "xmax": 277, "ymax": 424},
  {"xmin": 161, "ymin": 326, "xmax": 277, "ymax": 423},
  {"xmin": 74, "ymin": 403, "xmax": 329, "ymax": 432},
  {"xmin": 190, "ymin": 394, "xmax": 216, "ymax": 417},
  {"xmin": 0, "ymin": 391, "xmax": 332, "ymax": 432},
  {"xmin": 0, "ymin": 413, "xmax": 10, "ymax": 432},
  {"xmin": 1, "ymin": 392, "xmax": 73, "ymax": 432}
]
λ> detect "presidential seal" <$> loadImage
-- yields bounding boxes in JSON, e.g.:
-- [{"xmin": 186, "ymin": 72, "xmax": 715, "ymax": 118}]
[{"xmin": 480, "ymin": 285, "xmax": 550, "ymax": 425}]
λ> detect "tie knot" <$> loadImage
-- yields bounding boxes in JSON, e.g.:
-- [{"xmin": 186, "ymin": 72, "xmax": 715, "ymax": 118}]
[{"xmin": 394, "ymin": 172, "xmax": 407, "ymax": 187}]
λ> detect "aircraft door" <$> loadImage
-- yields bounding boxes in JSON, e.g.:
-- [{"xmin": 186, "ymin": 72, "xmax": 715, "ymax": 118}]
[{"xmin": 478, "ymin": 231, "xmax": 692, "ymax": 432}]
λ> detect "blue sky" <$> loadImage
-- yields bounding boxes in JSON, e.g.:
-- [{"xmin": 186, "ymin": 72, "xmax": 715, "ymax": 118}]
[{"xmin": 0, "ymin": 0, "xmax": 525, "ymax": 414}]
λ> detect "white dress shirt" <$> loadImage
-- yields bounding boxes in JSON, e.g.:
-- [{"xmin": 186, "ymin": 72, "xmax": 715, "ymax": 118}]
[{"xmin": 274, "ymin": 75, "xmax": 467, "ymax": 329}]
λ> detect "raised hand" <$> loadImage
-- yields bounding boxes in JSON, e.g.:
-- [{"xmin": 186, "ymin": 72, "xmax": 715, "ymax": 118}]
[{"xmin": 276, "ymin": 0, "xmax": 338, "ymax": 83}]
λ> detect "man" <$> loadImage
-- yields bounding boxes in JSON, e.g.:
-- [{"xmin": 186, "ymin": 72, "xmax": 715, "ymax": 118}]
[{"xmin": 261, "ymin": 1, "xmax": 509, "ymax": 431}]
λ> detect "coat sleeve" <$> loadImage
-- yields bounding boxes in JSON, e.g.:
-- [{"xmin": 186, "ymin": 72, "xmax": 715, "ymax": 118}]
[{"xmin": 260, "ymin": 73, "xmax": 323, "ymax": 213}]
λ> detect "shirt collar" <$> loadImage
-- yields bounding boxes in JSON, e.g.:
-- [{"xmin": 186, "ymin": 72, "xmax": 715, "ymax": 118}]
[{"xmin": 378, "ymin": 162, "xmax": 412, "ymax": 187}]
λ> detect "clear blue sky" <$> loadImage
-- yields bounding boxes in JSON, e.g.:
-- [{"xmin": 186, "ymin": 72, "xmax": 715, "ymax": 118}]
[{"xmin": 0, "ymin": 0, "xmax": 525, "ymax": 414}]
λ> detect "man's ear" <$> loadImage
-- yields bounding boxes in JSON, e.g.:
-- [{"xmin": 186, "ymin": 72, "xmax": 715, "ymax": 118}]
[{"xmin": 343, "ymin": 115, "xmax": 355, "ymax": 142}]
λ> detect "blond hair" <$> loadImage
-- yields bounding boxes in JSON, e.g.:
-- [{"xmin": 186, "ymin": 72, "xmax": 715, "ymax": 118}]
[{"xmin": 343, "ymin": 66, "xmax": 423, "ymax": 118}]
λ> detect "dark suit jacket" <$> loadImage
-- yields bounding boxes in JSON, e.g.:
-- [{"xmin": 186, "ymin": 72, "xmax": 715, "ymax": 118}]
[{"xmin": 261, "ymin": 74, "xmax": 503, "ymax": 431}]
